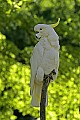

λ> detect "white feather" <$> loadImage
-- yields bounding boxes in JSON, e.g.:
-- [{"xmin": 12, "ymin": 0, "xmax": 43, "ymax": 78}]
[{"xmin": 30, "ymin": 24, "xmax": 60, "ymax": 107}]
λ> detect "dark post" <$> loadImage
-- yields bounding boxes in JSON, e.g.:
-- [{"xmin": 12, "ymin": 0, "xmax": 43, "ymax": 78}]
[
  {"xmin": 40, "ymin": 76, "xmax": 49, "ymax": 120},
  {"xmin": 40, "ymin": 70, "xmax": 56, "ymax": 120}
]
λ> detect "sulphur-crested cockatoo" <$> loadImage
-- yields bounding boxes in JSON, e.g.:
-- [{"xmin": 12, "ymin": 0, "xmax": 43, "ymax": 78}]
[{"xmin": 30, "ymin": 19, "xmax": 60, "ymax": 107}]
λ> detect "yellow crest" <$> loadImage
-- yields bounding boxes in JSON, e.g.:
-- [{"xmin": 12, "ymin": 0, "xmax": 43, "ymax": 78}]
[{"xmin": 51, "ymin": 18, "xmax": 60, "ymax": 28}]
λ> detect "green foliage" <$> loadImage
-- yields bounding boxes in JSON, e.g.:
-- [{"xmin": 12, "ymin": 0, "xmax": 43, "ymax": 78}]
[
  {"xmin": 47, "ymin": 45, "xmax": 80, "ymax": 120},
  {"xmin": 0, "ymin": 0, "xmax": 80, "ymax": 120},
  {"xmin": 0, "ymin": 33, "xmax": 39, "ymax": 120}
]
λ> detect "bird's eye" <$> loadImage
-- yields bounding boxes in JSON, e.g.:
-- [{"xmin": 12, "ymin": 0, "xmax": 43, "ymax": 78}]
[{"xmin": 40, "ymin": 28, "xmax": 42, "ymax": 30}]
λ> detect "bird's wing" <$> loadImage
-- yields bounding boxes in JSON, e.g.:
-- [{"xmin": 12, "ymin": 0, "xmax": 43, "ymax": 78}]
[
  {"xmin": 30, "ymin": 45, "xmax": 38, "ymax": 95},
  {"xmin": 40, "ymin": 47, "xmax": 59, "ymax": 77},
  {"xmin": 30, "ymin": 43, "xmax": 44, "ymax": 95}
]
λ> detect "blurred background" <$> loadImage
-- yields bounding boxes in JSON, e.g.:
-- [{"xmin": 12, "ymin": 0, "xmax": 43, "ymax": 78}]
[{"xmin": 0, "ymin": 0, "xmax": 80, "ymax": 120}]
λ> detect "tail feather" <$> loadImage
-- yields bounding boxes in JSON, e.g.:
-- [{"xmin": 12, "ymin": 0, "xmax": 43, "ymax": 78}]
[{"xmin": 31, "ymin": 80, "xmax": 48, "ymax": 107}]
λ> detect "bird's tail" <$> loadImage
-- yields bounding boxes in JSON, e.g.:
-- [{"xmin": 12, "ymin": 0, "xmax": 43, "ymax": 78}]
[{"xmin": 31, "ymin": 80, "xmax": 48, "ymax": 107}]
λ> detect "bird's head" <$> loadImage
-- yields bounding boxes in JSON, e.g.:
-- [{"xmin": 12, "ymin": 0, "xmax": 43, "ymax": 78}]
[
  {"xmin": 34, "ymin": 24, "xmax": 52, "ymax": 39},
  {"xmin": 34, "ymin": 18, "xmax": 60, "ymax": 40}
]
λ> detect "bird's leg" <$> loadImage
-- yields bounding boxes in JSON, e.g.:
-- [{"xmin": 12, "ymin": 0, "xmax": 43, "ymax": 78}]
[
  {"xmin": 52, "ymin": 69, "xmax": 56, "ymax": 75},
  {"xmin": 44, "ymin": 69, "xmax": 56, "ymax": 83}
]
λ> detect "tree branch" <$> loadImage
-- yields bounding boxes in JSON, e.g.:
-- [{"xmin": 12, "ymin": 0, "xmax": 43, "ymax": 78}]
[
  {"xmin": 40, "ymin": 69, "xmax": 56, "ymax": 120},
  {"xmin": 40, "ymin": 76, "xmax": 49, "ymax": 120}
]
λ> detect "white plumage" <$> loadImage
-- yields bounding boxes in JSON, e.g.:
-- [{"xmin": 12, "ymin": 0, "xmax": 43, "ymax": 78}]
[{"xmin": 30, "ymin": 24, "xmax": 60, "ymax": 107}]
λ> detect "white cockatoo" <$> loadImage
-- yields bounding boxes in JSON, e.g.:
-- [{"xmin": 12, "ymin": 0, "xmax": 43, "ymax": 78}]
[{"xmin": 30, "ymin": 19, "xmax": 60, "ymax": 107}]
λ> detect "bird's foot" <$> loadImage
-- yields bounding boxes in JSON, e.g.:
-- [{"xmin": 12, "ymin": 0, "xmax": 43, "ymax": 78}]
[{"xmin": 44, "ymin": 69, "xmax": 56, "ymax": 82}]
